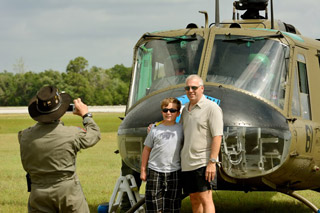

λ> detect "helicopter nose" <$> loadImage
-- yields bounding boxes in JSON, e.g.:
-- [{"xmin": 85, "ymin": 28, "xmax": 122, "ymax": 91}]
[
  {"xmin": 213, "ymin": 87, "xmax": 291, "ymax": 178},
  {"xmin": 216, "ymin": 88, "xmax": 287, "ymax": 129}
]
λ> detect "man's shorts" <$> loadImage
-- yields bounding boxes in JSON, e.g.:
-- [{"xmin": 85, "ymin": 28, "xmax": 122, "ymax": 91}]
[{"xmin": 181, "ymin": 166, "xmax": 217, "ymax": 195}]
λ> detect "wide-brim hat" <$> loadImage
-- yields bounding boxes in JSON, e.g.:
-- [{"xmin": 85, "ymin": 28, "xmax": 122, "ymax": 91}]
[{"xmin": 28, "ymin": 86, "xmax": 72, "ymax": 123}]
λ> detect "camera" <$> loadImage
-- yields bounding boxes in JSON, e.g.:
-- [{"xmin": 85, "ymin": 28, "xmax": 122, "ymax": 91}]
[{"xmin": 67, "ymin": 104, "xmax": 75, "ymax": 112}]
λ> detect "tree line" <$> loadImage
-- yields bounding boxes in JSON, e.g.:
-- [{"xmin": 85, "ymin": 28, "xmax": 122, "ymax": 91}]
[{"xmin": 0, "ymin": 57, "xmax": 132, "ymax": 106}]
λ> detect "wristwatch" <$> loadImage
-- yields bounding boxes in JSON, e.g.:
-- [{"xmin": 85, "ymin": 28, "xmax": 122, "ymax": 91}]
[
  {"xmin": 209, "ymin": 158, "xmax": 218, "ymax": 163},
  {"xmin": 82, "ymin": 113, "xmax": 93, "ymax": 119}
]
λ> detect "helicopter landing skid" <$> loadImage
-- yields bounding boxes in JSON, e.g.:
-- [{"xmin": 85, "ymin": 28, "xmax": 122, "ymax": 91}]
[{"xmin": 281, "ymin": 190, "xmax": 319, "ymax": 213}]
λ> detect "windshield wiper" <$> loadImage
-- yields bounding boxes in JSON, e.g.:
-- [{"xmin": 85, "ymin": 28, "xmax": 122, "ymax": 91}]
[{"xmin": 223, "ymin": 34, "xmax": 284, "ymax": 44}]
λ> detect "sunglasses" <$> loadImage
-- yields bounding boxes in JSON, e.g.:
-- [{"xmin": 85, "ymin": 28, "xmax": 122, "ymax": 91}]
[
  {"xmin": 162, "ymin": 108, "xmax": 178, "ymax": 113},
  {"xmin": 184, "ymin": 86, "xmax": 201, "ymax": 91}
]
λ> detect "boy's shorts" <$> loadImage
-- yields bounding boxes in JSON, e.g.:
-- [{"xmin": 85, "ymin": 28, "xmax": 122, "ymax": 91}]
[
  {"xmin": 181, "ymin": 166, "xmax": 217, "ymax": 194},
  {"xmin": 145, "ymin": 169, "xmax": 182, "ymax": 212}
]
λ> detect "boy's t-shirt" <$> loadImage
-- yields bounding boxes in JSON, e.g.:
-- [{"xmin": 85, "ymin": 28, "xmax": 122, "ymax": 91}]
[{"xmin": 144, "ymin": 123, "xmax": 183, "ymax": 173}]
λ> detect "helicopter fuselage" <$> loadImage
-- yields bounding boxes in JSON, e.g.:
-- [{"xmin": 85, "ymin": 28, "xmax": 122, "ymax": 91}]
[{"xmin": 117, "ymin": 18, "xmax": 320, "ymax": 194}]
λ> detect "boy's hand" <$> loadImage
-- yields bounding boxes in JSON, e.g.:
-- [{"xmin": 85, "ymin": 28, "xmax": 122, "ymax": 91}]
[
  {"xmin": 140, "ymin": 169, "xmax": 147, "ymax": 181},
  {"xmin": 147, "ymin": 124, "xmax": 152, "ymax": 133}
]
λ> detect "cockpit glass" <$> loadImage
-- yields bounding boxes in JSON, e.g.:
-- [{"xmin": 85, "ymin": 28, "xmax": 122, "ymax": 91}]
[
  {"xmin": 129, "ymin": 35, "xmax": 204, "ymax": 106},
  {"xmin": 207, "ymin": 35, "xmax": 289, "ymax": 109}
]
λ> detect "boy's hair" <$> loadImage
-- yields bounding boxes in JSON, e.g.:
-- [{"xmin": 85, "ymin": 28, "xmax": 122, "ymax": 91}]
[{"xmin": 161, "ymin": 97, "xmax": 181, "ymax": 111}]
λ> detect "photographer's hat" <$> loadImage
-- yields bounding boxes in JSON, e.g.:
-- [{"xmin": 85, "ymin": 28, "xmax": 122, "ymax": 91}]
[{"xmin": 28, "ymin": 86, "xmax": 72, "ymax": 123}]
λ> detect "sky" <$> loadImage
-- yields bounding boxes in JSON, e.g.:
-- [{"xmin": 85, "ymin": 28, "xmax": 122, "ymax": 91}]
[{"xmin": 1, "ymin": 0, "xmax": 319, "ymax": 73}]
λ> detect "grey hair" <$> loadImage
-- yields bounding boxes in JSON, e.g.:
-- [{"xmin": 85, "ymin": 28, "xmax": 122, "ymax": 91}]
[{"xmin": 185, "ymin": 74, "xmax": 203, "ymax": 86}]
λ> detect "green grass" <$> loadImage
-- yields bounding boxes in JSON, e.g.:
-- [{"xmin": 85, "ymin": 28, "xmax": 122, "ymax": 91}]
[
  {"xmin": 1, "ymin": 113, "xmax": 319, "ymax": 212},
  {"xmin": 0, "ymin": 113, "xmax": 123, "ymax": 212},
  {"xmin": 0, "ymin": 112, "xmax": 124, "ymax": 134}
]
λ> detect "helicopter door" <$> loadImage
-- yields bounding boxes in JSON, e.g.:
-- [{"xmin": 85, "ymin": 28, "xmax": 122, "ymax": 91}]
[
  {"xmin": 313, "ymin": 50, "xmax": 320, "ymax": 160},
  {"xmin": 294, "ymin": 53, "xmax": 311, "ymax": 120}
]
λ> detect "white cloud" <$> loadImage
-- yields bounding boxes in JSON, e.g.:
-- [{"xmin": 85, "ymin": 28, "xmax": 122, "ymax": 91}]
[{"xmin": 0, "ymin": 0, "xmax": 319, "ymax": 73}]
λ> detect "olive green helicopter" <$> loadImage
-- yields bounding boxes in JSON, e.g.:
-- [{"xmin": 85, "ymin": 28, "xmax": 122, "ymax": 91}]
[{"xmin": 109, "ymin": 0, "xmax": 320, "ymax": 212}]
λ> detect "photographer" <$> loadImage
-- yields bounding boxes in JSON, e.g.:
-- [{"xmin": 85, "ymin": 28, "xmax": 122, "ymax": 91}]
[{"xmin": 18, "ymin": 85, "xmax": 101, "ymax": 212}]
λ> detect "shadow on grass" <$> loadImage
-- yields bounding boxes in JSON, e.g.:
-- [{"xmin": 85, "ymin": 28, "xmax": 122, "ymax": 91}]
[
  {"xmin": 214, "ymin": 191, "xmax": 312, "ymax": 213},
  {"xmin": 180, "ymin": 191, "xmax": 314, "ymax": 213},
  {"xmin": 89, "ymin": 203, "xmax": 101, "ymax": 213},
  {"xmin": 89, "ymin": 191, "xmax": 313, "ymax": 213}
]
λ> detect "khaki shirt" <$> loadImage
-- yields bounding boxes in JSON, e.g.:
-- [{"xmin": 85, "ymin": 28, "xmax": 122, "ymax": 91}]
[
  {"xmin": 180, "ymin": 95, "xmax": 223, "ymax": 171},
  {"xmin": 18, "ymin": 117, "xmax": 101, "ymax": 184}
]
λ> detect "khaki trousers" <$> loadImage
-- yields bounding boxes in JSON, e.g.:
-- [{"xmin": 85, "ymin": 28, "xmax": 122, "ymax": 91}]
[{"xmin": 28, "ymin": 176, "xmax": 89, "ymax": 213}]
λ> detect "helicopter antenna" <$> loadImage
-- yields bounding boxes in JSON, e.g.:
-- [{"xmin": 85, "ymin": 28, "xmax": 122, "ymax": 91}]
[
  {"xmin": 270, "ymin": 0, "xmax": 274, "ymax": 29},
  {"xmin": 215, "ymin": 0, "xmax": 220, "ymax": 27},
  {"xmin": 199, "ymin": 11, "xmax": 209, "ymax": 28}
]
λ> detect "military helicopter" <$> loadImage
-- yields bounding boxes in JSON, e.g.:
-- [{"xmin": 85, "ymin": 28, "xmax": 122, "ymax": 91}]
[{"xmin": 115, "ymin": 0, "xmax": 320, "ymax": 211}]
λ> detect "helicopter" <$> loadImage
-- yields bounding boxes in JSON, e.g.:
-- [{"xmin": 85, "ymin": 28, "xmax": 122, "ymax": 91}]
[{"xmin": 114, "ymin": 0, "xmax": 320, "ymax": 212}]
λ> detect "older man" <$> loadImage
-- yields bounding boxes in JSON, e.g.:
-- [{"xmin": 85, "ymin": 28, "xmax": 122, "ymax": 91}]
[
  {"xmin": 180, "ymin": 74, "xmax": 223, "ymax": 213},
  {"xmin": 18, "ymin": 85, "xmax": 101, "ymax": 212}
]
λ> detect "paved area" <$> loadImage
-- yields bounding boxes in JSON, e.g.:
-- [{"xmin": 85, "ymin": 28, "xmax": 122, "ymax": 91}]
[{"xmin": 0, "ymin": 106, "xmax": 126, "ymax": 114}]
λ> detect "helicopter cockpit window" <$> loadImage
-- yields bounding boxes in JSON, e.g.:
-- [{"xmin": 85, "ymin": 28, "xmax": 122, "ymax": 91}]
[
  {"xmin": 291, "ymin": 69, "xmax": 301, "ymax": 117},
  {"xmin": 297, "ymin": 54, "xmax": 311, "ymax": 120},
  {"xmin": 129, "ymin": 35, "xmax": 204, "ymax": 106},
  {"xmin": 207, "ymin": 35, "xmax": 289, "ymax": 109}
]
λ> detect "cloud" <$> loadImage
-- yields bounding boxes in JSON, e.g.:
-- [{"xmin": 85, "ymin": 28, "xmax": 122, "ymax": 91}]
[
  {"xmin": 273, "ymin": 1, "xmax": 320, "ymax": 38},
  {"xmin": 0, "ymin": 0, "xmax": 319, "ymax": 73}
]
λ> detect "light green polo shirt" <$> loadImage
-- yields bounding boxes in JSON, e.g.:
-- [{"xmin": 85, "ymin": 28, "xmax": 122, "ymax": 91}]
[{"xmin": 180, "ymin": 95, "xmax": 223, "ymax": 171}]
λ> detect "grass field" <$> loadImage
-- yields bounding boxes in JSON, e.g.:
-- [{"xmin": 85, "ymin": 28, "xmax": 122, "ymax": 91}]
[{"xmin": 0, "ymin": 113, "xmax": 319, "ymax": 212}]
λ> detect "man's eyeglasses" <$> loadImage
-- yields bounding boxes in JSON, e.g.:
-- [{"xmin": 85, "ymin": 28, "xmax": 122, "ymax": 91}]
[
  {"xmin": 162, "ymin": 108, "xmax": 178, "ymax": 113},
  {"xmin": 184, "ymin": 86, "xmax": 201, "ymax": 91}
]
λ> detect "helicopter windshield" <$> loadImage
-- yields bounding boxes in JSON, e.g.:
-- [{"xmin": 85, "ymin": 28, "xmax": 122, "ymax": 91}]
[
  {"xmin": 207, "ymin": 35, "xmax": 289, "ymax": 109},
  {"xmin": 129, "ymin": 34, "xmax": 204, "ymax": 106}
]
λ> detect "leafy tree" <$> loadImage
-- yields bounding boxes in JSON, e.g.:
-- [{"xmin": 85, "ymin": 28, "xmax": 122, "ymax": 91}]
[
  {"xmin": 39, "ymin": 70, "xmax": 64, "ymax": 89},
  {"xmin": 88, "ymin": 66, "xmax": 114, "ymax": 105},
  {"xmin": 66, "ymin": 56, "xmax": 89, "ymax": 74},
  {"xmin": 62, "ymin": 72, "xmax": 94, "ymax": 104},
  {"xmin": 0, "ymin": 71, "xmax": 15, "ymax": 105},
  {"xmin": 5, "ymin": 72, "xmax": 41, "ymax": 106},
  {"xmin": 106, "ymin": 64, "xmax": 132, "ymax": 105},
  {"xmin": 13, "ymin": 57, "xmax": 27, "ymax": 74},
  {"xmin": 0, "ymin": 56, "xmax": 132, "ymax": 106},
  {"xmin": 109, "ymin": 64, "xmax": 132, "ymax": 82}
]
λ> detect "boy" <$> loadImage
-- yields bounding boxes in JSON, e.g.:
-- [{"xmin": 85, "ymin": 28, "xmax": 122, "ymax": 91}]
[{"xmin": 140, "ymin": 97, "xmax": 183, "ymax": 213}]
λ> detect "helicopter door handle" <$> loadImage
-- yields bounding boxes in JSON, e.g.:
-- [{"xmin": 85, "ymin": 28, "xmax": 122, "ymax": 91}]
[{"xmin": 286, "ymin": 118, "xmax": 297, "ymax": 123}]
